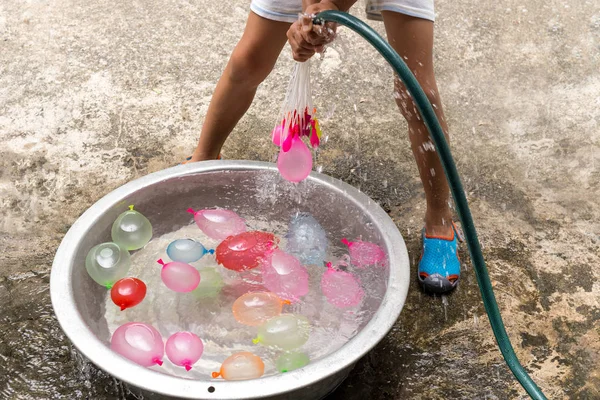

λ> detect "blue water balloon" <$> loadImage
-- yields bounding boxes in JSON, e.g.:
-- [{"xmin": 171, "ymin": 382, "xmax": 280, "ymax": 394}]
[
  {"xmin": 285, "ymin": 213, "xmax": 328, "ymax": 266},
  {"xmin": 166, "ymin": 239, "xmax": 214, "ymax": 263}
]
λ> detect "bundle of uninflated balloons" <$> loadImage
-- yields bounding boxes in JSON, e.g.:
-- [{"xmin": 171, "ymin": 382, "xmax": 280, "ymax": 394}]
[
  {"xmin": 272, "ymin": 60, "xmax": 323, "ymax": 183},
  {"xmin": 85, "ymin": 205, "xmax": 387, "ymax": 380}
]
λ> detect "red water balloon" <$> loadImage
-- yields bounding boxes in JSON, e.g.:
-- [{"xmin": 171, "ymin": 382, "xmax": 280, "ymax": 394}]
[
  {"xmin": 216, "ymin": 231, "xmax": 278, "ymax": 272},
  {"xmin": 111, "ymin": 277, "xmax": 147, "ymax": 311}
]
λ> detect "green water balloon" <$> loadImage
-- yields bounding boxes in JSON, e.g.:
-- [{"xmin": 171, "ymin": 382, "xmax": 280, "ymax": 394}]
[
  {"xmin": 253, "ymin": 314, "xmax": 310, "ymax": 350},
  {"xmin": 192, "ymin": 267, "xmax": 224, "ymax": 299},
  {"xmin": 85, "ymin": 242, "xmax": 131, "ymax": 288},
  {"xmin": 276, "ymin": 351, "xmax": 310, "ymax": 373},
  {"xmin": 111, "ymin": 205, "xmax": 152, "ymax": 250}
]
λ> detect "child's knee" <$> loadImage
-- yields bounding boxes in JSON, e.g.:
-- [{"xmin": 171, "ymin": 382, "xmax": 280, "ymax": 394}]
[{"xmin": 228, "ymin": 45, "xmax": 274, "ymax": 88}]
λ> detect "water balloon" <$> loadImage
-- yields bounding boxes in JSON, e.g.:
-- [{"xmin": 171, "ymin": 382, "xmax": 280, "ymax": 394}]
[
  {"xmin": 253, "ymin": 314, "xmax": 310, "ymax": 350},
  {"xmin": 165, "ymin": 332, "xmax": 204, "ymax": 371},
  {"xmin": 341, "ymin": 238, "xmax": 386, "ymax": 268},
  {"xmin": 232, "ymin": 292, "xmax": 290, "ymax": 326},
  {"xmin": 111, "ymin": 322, "xmax": 164, "ymax": 367},
  {"xmin": 167, "ymin": 239, "xmax": 214, "ymax": 263},
  {"xmin": 260, "ymin": 249, "xmax": 309, "ymax": 303},
  {"xmin": 277, "ymin": 135, "xmax": 313, "ymax": 183},
  {"xmin": 216, "ymin": 231, "xmax": 278, "ymax": 272},
  {"xmin": 111, "ymin": 277, "xmax": 146, "ymax": 311},
  {"xmin": 276, "ymin": 351, "xmax": 310, "ymax": 373},
  {"xmin": 111, "ymin": 205, "xmax": 152, "ymax": 250},
  {"xmin": 285, "ymin": 212, "xmax": 328, "ymax": 266},
  {"xmin": 157, "ymin": 259, "xmax": 200, "ymax": 292},
  {"xmin": 321, "ymin": 262, "xmax": 364, "ymax": 308},
  {"xmin": 85, "ymin": 242, "xmax": 131, "ymax": 288},
  {"xmin": 192, "ymin": 267, "xmax": 224, "ymax": 298},
  {"xmin": 187, "ymin": 208, "xmax": 246, "ymax": 241},
  {"xmin": 212, "ymin": 352, "xmax": 265, "ymax": 381}
]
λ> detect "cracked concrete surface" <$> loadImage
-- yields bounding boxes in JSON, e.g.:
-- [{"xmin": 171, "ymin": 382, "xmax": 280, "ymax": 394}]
[{"xmin": 1, "ymin": 0, "xmax": 599, "ymax": 398}]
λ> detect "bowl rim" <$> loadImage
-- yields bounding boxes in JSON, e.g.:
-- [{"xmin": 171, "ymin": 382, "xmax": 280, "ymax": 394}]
[{"xmin": 50, "ymin": 160, "xmax": 410, "ymax": 399}]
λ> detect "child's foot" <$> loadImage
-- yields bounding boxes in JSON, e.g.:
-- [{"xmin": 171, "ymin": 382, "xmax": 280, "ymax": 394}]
[
  {"xmin": 181, "ymin": 153, "xmax": 222, "ymax": 164},
  {"xmin": 418, "ymin": 221, "xmax": 462, "ymax": 294}
]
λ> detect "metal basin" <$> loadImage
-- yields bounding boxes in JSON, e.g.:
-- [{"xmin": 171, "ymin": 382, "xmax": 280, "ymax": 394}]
[{"xmin": 50, "ymin": 161, "xmax": 410, "ymax": 399}]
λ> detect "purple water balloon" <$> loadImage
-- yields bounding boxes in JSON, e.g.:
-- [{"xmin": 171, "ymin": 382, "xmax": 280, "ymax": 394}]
[
  {"xmin": 341, "ymin": 238, "xmax": 386, "ymax": 268},
  {"xmin": 187, "ymin": 208, "xmax": 246, "ymax": 241},
  {"xmin": 157, "ymin": 259, "xmax": 200, "ymax": 292},
  {"xmin": 321, "ymin": 262, "xmax": 364, "ymax": 308},
  {"xmin": 111, "ymin": 322, "xmax": 164, "ymax": 367},
  {"xmin": 165, "ymin": 332, "xmax": 204, "ymax": 371},
  {"xmin": 260, "ymin": 249, "xmax": 309, "ymax": 303}
]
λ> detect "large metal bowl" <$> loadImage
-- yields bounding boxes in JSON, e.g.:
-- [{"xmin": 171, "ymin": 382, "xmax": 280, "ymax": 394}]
[{"xmin": 50, "ymin": 161, "xmax": 409, "ymax": 399}]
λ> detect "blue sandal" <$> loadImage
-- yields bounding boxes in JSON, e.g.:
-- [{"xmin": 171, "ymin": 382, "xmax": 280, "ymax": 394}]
[{"xmin": 418, "ymin": 221, "xmax": 463, "ymax": 293}]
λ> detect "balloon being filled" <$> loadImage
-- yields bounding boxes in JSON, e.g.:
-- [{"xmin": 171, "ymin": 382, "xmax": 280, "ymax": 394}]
[
  {"xmin": 285, "ymin": 213, "xmax": 328, "ymax": 266},
  {"xmin": 276, "ymin": 351, "xmax": 310, "ymax": 373},
  {"xmin": 187, "ymin": 208, "xmax": 246, "ymax": 241},
  {"xmin": 85, "ymin": 242, "xmax": 131, "ymax": 288},
  {"xmin": 193, "ymin": 267, "xmax": 224, "ymax": 298},
  {"xmin": 216, "ymin": 231, "xmax": 278, "ymax": 272},
  {"xmin": 260, "ymin": 250, "xmax": 309, "ymax": 303},
  {"xmin": 212, "ymin": 352, "xmax": 265, "ymax": 381},
  {"xmin": 277, "ymin": 135, "xmax": 313, "ymax": 183},
  {"xmin": 341, "ymin": 238, "xmax": 386, "ymax": 268},
  {"xmin": 111, "ymin": 205, "xmax": 153, "ymax": 250},
  {"xmin": 232, "ymin": 292, "xmax": 290, "ymax": 326},
  {"xmin": 157, "ymin": 259, "xmax": 200, "ymax": 292},
  {"xmin": 165, "ymin": 332, "xmax": 204, "ymax": 371},
  {"xmin": 167, "ymin": 239, "xmax": 214, "ymax": 263},
  {"xmin": 253, "ymin": 314, "xmax": 310, "ymax": 350},
  {"xmin": 111, "ymin": 322, "xmax": 164, "ymax": 367},
  {"xmin": 111, "ymin": 277, "xmax": 147, "ymax": 310},
  {"xmin": 321, "ymin": 262, "xmax": 364, "ymax": 308}
]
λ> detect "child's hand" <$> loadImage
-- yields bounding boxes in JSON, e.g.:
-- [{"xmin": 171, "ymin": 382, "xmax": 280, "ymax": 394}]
[{"xmin": 287, "ymin": 1, "xmax": 339, "ymax": 62}]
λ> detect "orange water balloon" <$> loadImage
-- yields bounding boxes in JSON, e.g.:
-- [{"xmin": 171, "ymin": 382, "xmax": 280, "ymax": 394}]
[
  {"xmin": 212, "ymin": 352, "xmax": 265, "ymax": 381},
  {"xmin": 232, "ymin": 292, "xmax": 291, "ymax": 326}
]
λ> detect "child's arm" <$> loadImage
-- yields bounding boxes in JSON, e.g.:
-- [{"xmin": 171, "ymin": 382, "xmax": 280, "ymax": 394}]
[{"xmin": 288, "ymin": 1, "xmax": 358, "ymax": 61}]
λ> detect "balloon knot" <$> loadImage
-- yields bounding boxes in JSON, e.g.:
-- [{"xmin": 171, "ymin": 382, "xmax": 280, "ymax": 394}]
[
  {"xmin": 211, "ymin": 372, "xmax": 221, "ymax": 378},
  {"xmin": 326, "ymin": 262, "xmax": 333, "ymax": 270},
  {"xmin": 341, "ymin": 238, "xmax": 352, "ymax": 247},
  {"xmin": 157, "ymin": 258, "xmax": 165, "ymax": 266},
  {"xmin": 282, "ymin": 299, "xmax": 292, "ymax": 305},
  {"xmin": 252, "ymin": 337, "xmax": 260, "ymax": 345},
  {"xmin": 186, "ymin": 208, "xmax": 195, "ymax": 215},
  {"xmin": 120, "ymin": 306, "xmax": 127, "ymax": 311},
  {"xmin": 208, "ymin": 249, "xmax": 215, "ymax": 255},
  {"xmin": 153, "ymin": 358, "xmax": 163, "ymax": 366},
  {"xmin": 105, "ymin": 284, "xmax": 113, "ymax": 290},
  {"xmin": 184, "ymin": 363, "xmax": 192, "ymax": 371},
  {"xmin": 128, "ymin": 205, "xmax": 134, "ymax": 211}
]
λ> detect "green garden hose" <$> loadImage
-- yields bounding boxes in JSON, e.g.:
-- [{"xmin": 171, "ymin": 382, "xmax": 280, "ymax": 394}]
[{"xmin": 314, "ymin": 10, "xmax": 548, "ymax": 400}]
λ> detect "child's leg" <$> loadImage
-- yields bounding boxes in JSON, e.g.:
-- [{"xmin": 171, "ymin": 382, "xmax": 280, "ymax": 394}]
[
  {"xmin": 190, "ymin": 12, "xmax": 291, "ymax": 162},
  {"xmin": 381, "ymin": 11, "xmax": 453, "ymax": 237}
]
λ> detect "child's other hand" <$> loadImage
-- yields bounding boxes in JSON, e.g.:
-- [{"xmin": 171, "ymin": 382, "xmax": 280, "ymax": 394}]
[{"xmin": 287, "ymin": 1, "xmax": 339, "ymax": 62}]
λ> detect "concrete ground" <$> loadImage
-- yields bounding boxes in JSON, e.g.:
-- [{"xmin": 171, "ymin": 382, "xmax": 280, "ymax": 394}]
[{"xmin": 1, "ymin": 0, "xmax": 599, "ymax": 398}]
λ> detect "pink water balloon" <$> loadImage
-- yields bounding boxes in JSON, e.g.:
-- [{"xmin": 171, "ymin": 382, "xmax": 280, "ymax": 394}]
[
  {"xmin": 111, "ymin": 322, "xmax": 164, "ymax": 367},
  {"xmin": 272, "ymin": 124, "xmax": 284, "ymax": 146},
  {"xmin": 277, "ymin": 135, "xmax": 313, "ymax": 183},
  {"xmin": 187, "ymin": 208, "xmax": 246, "ymax": 241},
  {"xmin": 165, "ymin": 332, "xmax": 204, "ymax": 371},
  {"xmin": 260, "ymin": 249, "xmax": 309, "ymax": 303},
  {"xmin": 157, "ymin": 259, "xmax": 200, "ymax": 292},
  {"xmin": 321, "ymin": 262, "xmax": 364, "ymax": 308},
  {"xmin": 341, "ymin": 238, "xmax": 386, "ymax": 268}
]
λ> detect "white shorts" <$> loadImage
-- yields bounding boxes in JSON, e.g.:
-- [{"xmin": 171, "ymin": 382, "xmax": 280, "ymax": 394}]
[{"xmin": 250, "ymin": 0, "xmax": 435, "ymax": 24}]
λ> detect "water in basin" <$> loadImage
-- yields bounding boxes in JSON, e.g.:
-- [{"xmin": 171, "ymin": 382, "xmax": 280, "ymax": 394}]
[{"xmin": 104, "ymin": 212, "xmax": 388, "ymax": 380}]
